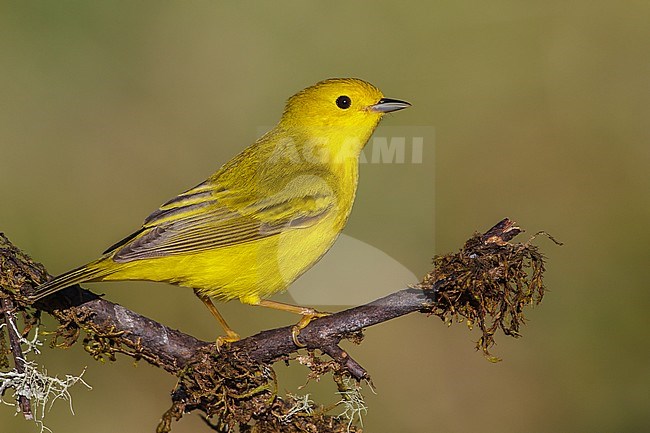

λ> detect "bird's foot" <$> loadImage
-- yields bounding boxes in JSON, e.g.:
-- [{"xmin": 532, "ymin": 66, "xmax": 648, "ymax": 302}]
[
  {"xmin": 291, "ymin": 309, "xmax": 330, "ymax": 347},
  {"xmin": 216, "ymin": 330, "xmax": 241, "ymax": 351}
]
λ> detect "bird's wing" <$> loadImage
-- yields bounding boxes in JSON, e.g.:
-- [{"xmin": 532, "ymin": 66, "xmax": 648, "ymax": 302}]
[{"xmin": 106, "ymin": 177, "xmax": 335, "ymax": 263}]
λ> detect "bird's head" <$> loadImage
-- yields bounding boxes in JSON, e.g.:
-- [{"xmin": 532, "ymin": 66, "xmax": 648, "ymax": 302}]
[
  {"xmin": 278, "ymin": 78, "xmax": 410, "ymax": 160},
  {"xmin": 282, "ymin": 78, "xmax": 410, "ymax": 128}
]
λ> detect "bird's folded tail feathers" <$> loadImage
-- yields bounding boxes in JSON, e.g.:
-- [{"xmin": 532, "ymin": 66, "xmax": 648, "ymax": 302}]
[{"xmin": 29, "ymin": 261, "xmax": 116, "ymax": 302}]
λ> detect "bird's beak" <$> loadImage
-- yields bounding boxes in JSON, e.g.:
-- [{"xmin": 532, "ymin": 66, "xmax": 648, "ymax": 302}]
[{"xmin": 368, "ymin": 98, "xmax": 411, "ymax": 113}]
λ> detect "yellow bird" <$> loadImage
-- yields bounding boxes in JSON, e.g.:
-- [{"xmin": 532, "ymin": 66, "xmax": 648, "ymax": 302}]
[{"xmin": 30, "ymin": 78, "xmax": 410, "ymax": 344}]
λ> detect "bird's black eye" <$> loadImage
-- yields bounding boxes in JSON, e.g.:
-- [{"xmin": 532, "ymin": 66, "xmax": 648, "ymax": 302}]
[{"xmin": 336, "ymin": 95, "xmax": 351, "ymax": 109}]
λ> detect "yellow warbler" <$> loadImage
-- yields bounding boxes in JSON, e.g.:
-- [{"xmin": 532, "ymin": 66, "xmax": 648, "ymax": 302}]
[{"xmin": 30, "ymin": 78, "xmax": 410, "ymax": 343}]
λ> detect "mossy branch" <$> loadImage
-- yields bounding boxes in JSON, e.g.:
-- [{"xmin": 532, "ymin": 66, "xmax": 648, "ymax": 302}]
[{"xmin": 0, "ymin": 218, "xmax": 553, "ymax": 432}]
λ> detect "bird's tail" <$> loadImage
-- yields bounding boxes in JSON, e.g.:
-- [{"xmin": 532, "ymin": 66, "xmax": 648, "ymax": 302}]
[{"xmin": 29, "ymin": 260, "xmax": 118, "ymax": 302}]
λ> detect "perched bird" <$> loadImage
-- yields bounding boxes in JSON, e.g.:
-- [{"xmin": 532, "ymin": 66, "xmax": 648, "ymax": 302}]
[{"xmin": 30, "ymin": 78, "xmax": 410, "ymax": 344}]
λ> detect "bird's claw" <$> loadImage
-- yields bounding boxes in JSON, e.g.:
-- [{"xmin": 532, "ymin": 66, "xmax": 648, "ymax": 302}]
[
  {"xmin": 216, "ymin": 331, "xmax": 241, "ymax": 352},
  {"xmin": 291, "ymin": 310, "xmax": 330, "ymax": 347}
]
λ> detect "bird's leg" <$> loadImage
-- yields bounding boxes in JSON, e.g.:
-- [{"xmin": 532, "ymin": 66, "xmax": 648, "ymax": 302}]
[
  {"xmin": 254, "ymin": 299, "xmax": 330, "ymax": 347},
  {"xmin": 194, "ymin": 289, "xmax": 240, "ymax": 346}
]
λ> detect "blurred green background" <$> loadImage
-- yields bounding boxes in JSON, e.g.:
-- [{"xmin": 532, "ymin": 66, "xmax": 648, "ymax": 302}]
[{"xmin": 2, "ymin": 1, "xmax": 649, "ymax": 432}]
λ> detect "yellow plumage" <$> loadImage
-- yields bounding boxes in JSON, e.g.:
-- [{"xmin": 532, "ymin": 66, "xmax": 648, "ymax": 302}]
[{"xmin": 31, "ymin": 78, "xmax": 410, "ymax": 340}]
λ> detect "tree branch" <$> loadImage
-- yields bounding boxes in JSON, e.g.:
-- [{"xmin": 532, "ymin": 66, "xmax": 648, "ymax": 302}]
[{"xmin": 0, "ymin": 218, "xmax": 549, "ymax": 432}]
